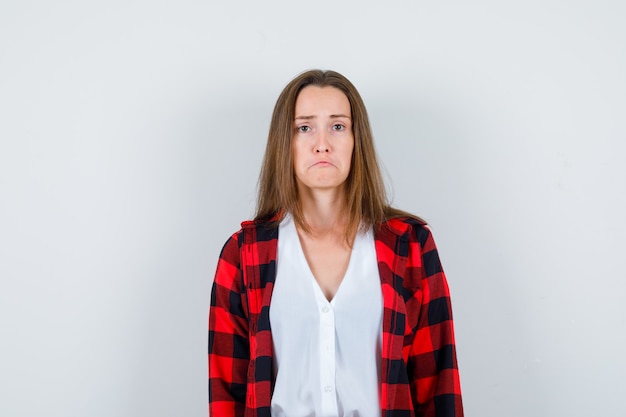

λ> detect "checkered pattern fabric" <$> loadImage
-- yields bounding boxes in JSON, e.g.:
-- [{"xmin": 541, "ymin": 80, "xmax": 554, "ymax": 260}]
[{"xmin": 209, "ymin": 217, "xmax": 463, "ymax": 417}]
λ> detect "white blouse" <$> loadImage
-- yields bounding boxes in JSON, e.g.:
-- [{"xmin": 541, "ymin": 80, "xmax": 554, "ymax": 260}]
[{"xmin": 269, "ymin": 215, "xmax": 383, "ymax": 417}]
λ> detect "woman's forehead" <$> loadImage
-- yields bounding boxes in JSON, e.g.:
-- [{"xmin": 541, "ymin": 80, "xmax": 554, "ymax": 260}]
[{"xmin": 294, "ymin": 86, "xmax": 351, "ymax": 118}]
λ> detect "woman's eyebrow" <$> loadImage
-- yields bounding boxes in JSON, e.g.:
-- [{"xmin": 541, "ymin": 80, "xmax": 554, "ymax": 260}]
[{"xmin": 294, "ymin": 114, "xmax": 351, "ymax": 120}]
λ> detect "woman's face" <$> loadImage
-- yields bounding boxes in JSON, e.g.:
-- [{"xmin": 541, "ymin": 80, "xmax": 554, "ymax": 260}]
[{"xmin": 292, "ymin": 86, "xmax": 354, "ymax": 195}]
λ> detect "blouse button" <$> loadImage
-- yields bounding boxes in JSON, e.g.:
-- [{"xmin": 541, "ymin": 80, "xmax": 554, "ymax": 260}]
[
  {"xmin": 321, "ymin": 306, "xmax": 329, "ymax": 313},
  {"xmin": 324, "ymin": 385, "xmax": 333, "ymax": 393}
]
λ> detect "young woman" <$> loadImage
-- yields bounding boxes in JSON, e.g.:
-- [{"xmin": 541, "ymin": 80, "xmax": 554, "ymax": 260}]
[{"xmin": 209, "ymin": 70, "xmax": 463, "ymax": 417}]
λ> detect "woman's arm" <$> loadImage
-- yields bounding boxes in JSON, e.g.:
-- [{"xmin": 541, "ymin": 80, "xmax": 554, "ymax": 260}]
[
  {"xmin": 408, "ymin": 226, "xmax": 463, "ymax": 417},
  {"xmin": 209, "ymin": 233, "xmax": 249, "ymax": 417}
]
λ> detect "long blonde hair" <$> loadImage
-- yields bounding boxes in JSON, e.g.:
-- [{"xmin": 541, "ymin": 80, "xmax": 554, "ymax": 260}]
[{"xmin": 255, "ymin": 69, "xmax": 422, "ymax": 239}]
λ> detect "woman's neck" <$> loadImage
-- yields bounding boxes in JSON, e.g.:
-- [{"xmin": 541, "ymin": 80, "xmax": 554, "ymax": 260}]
[{"xmin": 298, "ymin": 186, "xmax": 348, "ymax": 237}]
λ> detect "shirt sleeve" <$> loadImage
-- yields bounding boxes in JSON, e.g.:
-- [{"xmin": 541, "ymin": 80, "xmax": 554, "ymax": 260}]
[
  {"xmin": 408, "ymin": 225, "xmax": 464, "ymax": 417},
  {"xmin": 209, "ymin": 233, "xmax": 249, "ymax": 417}
]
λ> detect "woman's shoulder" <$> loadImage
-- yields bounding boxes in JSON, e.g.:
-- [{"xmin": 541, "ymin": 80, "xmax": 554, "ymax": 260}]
[
  {"xmin": 382, "ymin": 207, "xmax": 427, "ymax": 231},
  {"xmin": 218, "ymin": 216, "xmax": 280, "ymax": 261},
  {"xmin": 222, "ymin": 215, "xmax": 281, "ymax": 247},
  {"xmin": 380, "ymin": 210, "xmax": 435, "ymax": 246}
]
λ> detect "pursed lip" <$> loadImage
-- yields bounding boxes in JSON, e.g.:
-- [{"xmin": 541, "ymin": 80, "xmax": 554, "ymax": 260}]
[{"xmin": 310, "ymin": 160, "xmax": 333, "ymax": 168}]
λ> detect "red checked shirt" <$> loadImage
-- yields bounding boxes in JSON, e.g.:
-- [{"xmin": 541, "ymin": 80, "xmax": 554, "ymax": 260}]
[{"xmin": 209, "ymin": 216, "xmax": 464, "ymax": 417}]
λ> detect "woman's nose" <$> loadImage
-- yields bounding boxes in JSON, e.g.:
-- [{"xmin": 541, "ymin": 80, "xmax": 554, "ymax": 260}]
[{"xmin": 314, "ymin": 131, "xmax": 330, "ymax": 152}]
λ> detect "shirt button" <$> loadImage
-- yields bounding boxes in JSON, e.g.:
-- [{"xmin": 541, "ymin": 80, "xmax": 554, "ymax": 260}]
[
  {"xmin": 321, "ymin": 306, "xmax": 329, "ymax": 313},
  {"xmin": 324, "ymin": 385, "xmax": 333, "ymax": 393}
]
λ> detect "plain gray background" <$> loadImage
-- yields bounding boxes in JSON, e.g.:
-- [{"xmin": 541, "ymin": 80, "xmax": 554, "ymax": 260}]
[{"xmin": 1, "ymin": 1, "xmax": 625, "ymax": 416}]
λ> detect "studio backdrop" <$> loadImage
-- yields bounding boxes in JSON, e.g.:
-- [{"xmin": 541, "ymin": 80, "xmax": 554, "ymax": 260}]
[{"xmin": 1, "ymin": 1, "xmax": 624, "ymax": 416}]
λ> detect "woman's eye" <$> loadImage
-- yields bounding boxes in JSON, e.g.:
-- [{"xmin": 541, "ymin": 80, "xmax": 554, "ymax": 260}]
[
  {"xmin": 297, "ymin": 125, "xmax": 311, "ymax": 133},
  {"xmin": 332, "ymin": 124, "xmax": 345, "ymax": 131}
]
